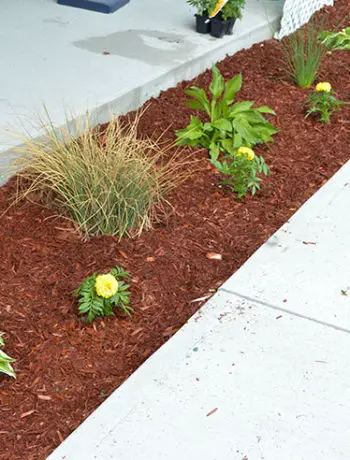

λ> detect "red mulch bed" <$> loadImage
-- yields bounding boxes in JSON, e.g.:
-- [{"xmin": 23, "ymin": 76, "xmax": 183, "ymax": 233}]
[{"xmin": 1, "ymin": 2, "xmax": 349, "ymax": 459}]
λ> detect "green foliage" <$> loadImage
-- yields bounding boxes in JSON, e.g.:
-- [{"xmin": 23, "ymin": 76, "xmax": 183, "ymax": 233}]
[
  {"xmin": 210, "ymin": 148, "xmax": 269, "ymax": 198},
  {"xmin": 0, "ymin": 334, "xmax": 16, "ymax": 379},
  {"xmin": 74, "ymin": 267, "xmax": 132, "ymax": 323},
  {"xmin": 305, "ymin": 89, "xmax": 345, "ymax": 123},
  {"xmin": 175, "ymin": 65, "xmax": 277, "ymax": 158},
  {"xmin": 187, "ymin": 0, "xmax": 245, "ymax": 20},
  {"xmin": 186, "ymin": 0, "xmax": 211, "ymax": 14},
  {"xmin": 318, "ymin": 27, "xmax": 350, "ymax": 50},
  {"xmin": 221, "ymin": 0, "xmax": 246, "ymax": 20},
  {"xmin": 175, "ymin": 65, "xmax": 276, "ymax": 198},
  {"xmin": 10, "ymin": 112, "xmax": 187, "ymax": 239},
  {"xmin": 281, "ymin": 15, "xmax": 328, "ymax": 88}
]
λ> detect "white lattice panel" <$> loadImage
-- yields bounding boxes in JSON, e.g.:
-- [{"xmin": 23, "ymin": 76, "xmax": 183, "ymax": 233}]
[{"xmin": 276, "ymin": 0, "xmax": 334, "ymax": 39}]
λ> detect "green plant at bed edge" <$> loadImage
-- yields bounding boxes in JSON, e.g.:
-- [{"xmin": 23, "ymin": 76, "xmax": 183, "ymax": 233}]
[
  {"xmin": 305, "ymin": 82, "xmax": 346, "ymax": 123},
  {"xmin": 74, "ymin": 267, "xmax": 132, "ymax": 322},
  {"xmin": 281, "ymin": 15, "xmax": 328, "ymax": 88},
  {"xmin": 175, "ymin": 65, "xmax": 276, "ymax": 197},
  {"xmin": 210, "ymin": 146, "xmax": 269, "ymax": 198},
  {"xmin": 318, "ymin": 27, "xmax": 350, "ymax": 51},
  {"xmin": 0, "ymin": 334, "xmax": 16, "ymax": 378}
]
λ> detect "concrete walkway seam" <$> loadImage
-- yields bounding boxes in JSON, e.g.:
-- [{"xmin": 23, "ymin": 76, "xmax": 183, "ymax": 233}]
[{"xmin": 220, "ymin": 288, "xmax": 350, "ymax": 335}]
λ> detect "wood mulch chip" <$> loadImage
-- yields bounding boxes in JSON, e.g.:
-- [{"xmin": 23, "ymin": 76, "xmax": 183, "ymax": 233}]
[{"xmin": 1, "ymin": 1, "xmax": 349, "ymax": 458}]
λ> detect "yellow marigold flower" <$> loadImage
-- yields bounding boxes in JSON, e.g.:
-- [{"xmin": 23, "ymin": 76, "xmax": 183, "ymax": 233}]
[
  {"xmin": 315, "ymin": 82, "xmax": 332, "ymax": 93},
  {"xmin": 237, "ymin": 146, "xmax": 255, "ymax": 161},
  {"xmin": 95, "ymin": 274, "xmax": 118, "ymax": 299}
]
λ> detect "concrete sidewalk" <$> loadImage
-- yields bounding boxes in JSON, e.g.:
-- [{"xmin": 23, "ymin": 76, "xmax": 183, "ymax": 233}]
[
  {"xmin": 0, "ymin": 0, "xmax": 283, "ymax": 185},
  {"xmin": 49, "ymin": 159, "xmax": 350, "ymax": 460}
]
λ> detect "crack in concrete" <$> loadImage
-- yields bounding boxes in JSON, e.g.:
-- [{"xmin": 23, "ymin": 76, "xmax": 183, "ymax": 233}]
[{"xmin": 220, "ymin": 287, "xmax": 350, "ymax": 335}]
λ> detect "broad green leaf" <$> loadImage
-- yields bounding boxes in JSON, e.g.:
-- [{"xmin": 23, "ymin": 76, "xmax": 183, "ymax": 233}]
[
  {"xmin": 189, "ymin": 115, "xmax": 203, "ymax": 126},
  {"xmin": 209, "ymin": 65, "xmax": 225, "ymax": 99},
  {"xmin": 233, "ymin": 133, "xmax": 243, "ymax": 149},
  {"xmin": 185, "ymin": 128, "xmax": 205, "ymax": 140},
  {"xmin": 256, "ymin": 106, "xmax": 276, "ymax": 115},
  {"xmin": 0, "ymin": 350, "xmax": 16, "ymax": 378},
  {"xmin": 223, "ymin": 74, "xmax": 242, "ymax": 103},
  {"xmin": 232, "ymin": 117, "xmax": 258, "ymax": 144},
  {"xmin": 212, "ymin": 118, "xmax": 232, "ymax": 132},
  {"xmin": 209, "ymin": 143, "xmax": 220, "ymax": 161},
  {"xmin": 184, "ymin": 87, "xmax": 210, "ymax": 113},
  {"xmin": 203, "ymin": 122, "xmax": 214, "ymax": 132},
  {"xmin": 238, "ymin": 111, "xmax": 267, "ymax": 124},
  {"xmin": 220, "ymin": 138, "xmax": 235, "ymax": 155},
  {"xmin": 216, "ymin": 99, "xmax": 230, "ymax": 119},
  {"xmin": 229, "ymin": 101, "xmax": 255, "ymax": 115},
  {"xmin": 186, "ymin": 100, "xmax": 205, "ymax": 111}
]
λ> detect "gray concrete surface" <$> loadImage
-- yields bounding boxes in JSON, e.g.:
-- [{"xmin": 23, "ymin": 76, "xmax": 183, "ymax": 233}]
[
  {"xmin": 0, "ymin": 0, "xmax": 284, "ymax": 184},
  {"xmin": 48, "ymin": 162, "xmax": 350, "ymax": 459}
]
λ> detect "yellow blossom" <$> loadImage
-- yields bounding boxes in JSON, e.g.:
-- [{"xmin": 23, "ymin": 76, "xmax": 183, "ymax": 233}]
[
  {"xmin": 315, "ymin": 82, "xmax": 332, "ymax": 93},
  {"xmin": 237, "ymin": 146, "xmax": 255, "ymax": 161},
  {"xmin": 95, "ymin": 274, "xmax": 118, "ymax": 298}
]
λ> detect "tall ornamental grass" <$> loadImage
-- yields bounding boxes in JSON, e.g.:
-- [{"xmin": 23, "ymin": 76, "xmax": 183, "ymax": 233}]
[
  {"xmin": 281, "ymin": 15, "xmax": 328, "ymax": 88},
  {"xmin": 10, "ymin": 112, "xmax": 189, "ymax": 239}
]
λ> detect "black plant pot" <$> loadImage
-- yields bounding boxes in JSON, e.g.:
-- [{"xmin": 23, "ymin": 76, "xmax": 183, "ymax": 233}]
[
  {"xmin": 195, "ymin": 13, "xmax": 211, "ymax": 34},
  {"xmin": 210, "ymin": 15, "xmax": 230, "ymax": 38},
  {"xmin": 226, "ymin": 18, "xmax": 236, "ymax": 35}
]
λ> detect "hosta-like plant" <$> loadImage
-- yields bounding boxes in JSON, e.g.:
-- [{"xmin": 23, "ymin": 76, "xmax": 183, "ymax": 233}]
[
  {"xmin": 0, "ymin": 334, "xmax": 16, "ymax": 378},
  {"xmin": 175, "ymin": 65, "xmax": 278, "ymax": 161},
  {"xmin": 74, "ymin": 266, "xmax": 132, "ymax": 322},
  {"xmin": 318, "ymin": 27, "xmax": 350, "ymax": 51}
]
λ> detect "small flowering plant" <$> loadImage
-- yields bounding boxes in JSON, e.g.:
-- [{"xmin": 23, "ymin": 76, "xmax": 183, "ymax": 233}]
[
  {"xmin": 74, "ymin": 267, "xmax": 132, "ymax": 322},
  {"xmin": 305, "ymin": 82, "xmax": 345, "ymax": 123},
  {"xmin": 0, "ymin": 333, "xmax": 16, "ymax": 379},
  {"xmin": 210, "ymin": 146, "xmax": 269, "ymax": 198}
]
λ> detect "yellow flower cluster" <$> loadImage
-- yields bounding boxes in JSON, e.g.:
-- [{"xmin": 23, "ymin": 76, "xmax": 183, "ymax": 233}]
[
  {"xmin": 237, "ymin": 146, "xmax": 255, "ymax": 161},
  {"xmin": 315, "ymin": 82, "xmax": 332, "ymax": 93},
  {"xmin": 95, "ymin": 274, "xmax": 118, "ymax": 298}
]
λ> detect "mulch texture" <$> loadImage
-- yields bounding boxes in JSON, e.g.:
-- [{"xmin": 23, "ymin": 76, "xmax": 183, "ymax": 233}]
[{"xmin": 1, "ymin": 1, "xmax": 349, "ymax": 458}]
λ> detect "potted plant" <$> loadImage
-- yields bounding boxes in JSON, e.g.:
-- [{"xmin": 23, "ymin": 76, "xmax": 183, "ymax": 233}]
[
  {"xmin": 187, "ymin": 0, "xmax": 212, "ymax": 34},
  {"xmin": 210, "ymin": 0, "xmax": 246, "ymax": 38}
]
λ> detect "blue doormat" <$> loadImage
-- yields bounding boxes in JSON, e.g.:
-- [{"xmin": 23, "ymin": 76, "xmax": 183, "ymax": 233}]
[{"xmin": 57, "ymin": 0, "xmax": 129, "ymax": 14}]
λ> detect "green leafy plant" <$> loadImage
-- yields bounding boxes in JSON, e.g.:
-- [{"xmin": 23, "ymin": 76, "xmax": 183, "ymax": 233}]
[
  {"xmin": 186, "ymin": 0, "xmax": 211, "ymax": 14},
  {"xmin": 74, "ymin": 267, "xmax": 132, "ymax": 322},
  {"xmin": 175, "ymin": 65, "xmax": 277, "ymax": 161},
  {"xmin": 305, "ymin": 82, "xmax": 346, "ymax": 123},
  {"xmin": 221, "ymin": 0, "xmax": 245, "ymax": 20},
  {"xmin": 210, "ymin": 146, "xmax": 269, "ymax": 198},
  {"xmin": 281, "ymin": 15, "xmax": 328, "ymax": 88},
  {"xmin": 0, "ymin": 334, "xmax": 16, "ymax": 379},
  {"xmin": 9, "ymin": 112, "xmax": 189, "ymax": 239},
  {"xmin": 318, "ymin": 27, "xmax": 350, "ymax": 50}
]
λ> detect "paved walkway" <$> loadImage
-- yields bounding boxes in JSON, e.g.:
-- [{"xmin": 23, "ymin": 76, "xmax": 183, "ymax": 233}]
[
  {"xmin": 0, "ymin": 0, "xmax": 283, "ymax": 185},
  {"xmin": 49, "ymin": 161, "xmax": 350, "ymax": 460}
]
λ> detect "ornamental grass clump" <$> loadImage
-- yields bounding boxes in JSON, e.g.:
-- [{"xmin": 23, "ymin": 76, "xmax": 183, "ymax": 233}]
[
  {"xmin": 281, "ymin": 15, "xmax": 328, "ymax": 88},
  {"xmin": 10, "ymin": 112, "xmax": 188, "ymax": 239},
  {"xmin": 305, "ymin": 82, "xmax": 346, "ymax": 123},
  {"xmin": 74, "ymin": 266, "xmax": 131, "ymax": 322}
]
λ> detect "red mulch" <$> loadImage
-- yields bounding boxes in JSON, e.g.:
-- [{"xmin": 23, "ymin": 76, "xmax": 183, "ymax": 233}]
[{"xmin": 1, "ymin": 2, "xmax": 349, "ymax": 459}]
